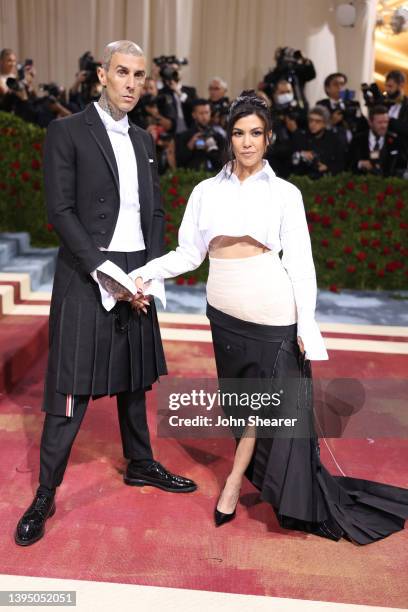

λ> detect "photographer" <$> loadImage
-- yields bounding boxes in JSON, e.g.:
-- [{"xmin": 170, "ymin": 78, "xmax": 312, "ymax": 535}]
[
  {"xmin": 290, "ymin": 105, "xmax": 346, "ymax": 179},
  {"xmin": 68, "ymin": 52, "xmax": 103, "ymax": 112},
  {"xmin": 263, "ymin": 46, "xmax": 316, "ymax": 110},
  {"xmin": 175, "ymin": 98, "xmax": 225, "ymax": 171},
  {"xmin": 348, "ymin": 105, "xmax": 406, "ymax": 177},
  {"xmin": 1, "ymin": 57, "xmax": 71, "ymax": 127},
  {"xmin": 384, "ymin": 70, "xmax": 408, "ymax": 153},
  {"xmin": 317, "ymin": 73, "xmax": 367, "ymax": 147},
  {"xmin": 266, "ymin": 80, "xmax": 307, "ymax": 178},
  {"xmin": 154, "ymin": 55, "xmax": 197, "ymax": 134},
  {"xmin": 0, "ymin": 48, "xmax": 17, "ymax": 95}
]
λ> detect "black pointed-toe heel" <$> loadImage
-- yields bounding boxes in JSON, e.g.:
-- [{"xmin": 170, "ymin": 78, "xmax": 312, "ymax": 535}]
[{"xmin": 214, "ymin": 506, "xmax": 236, "ymax": 527}]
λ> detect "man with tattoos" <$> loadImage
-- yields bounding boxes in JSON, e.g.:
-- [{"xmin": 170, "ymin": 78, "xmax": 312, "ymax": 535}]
[{"xmin": 15, "ymin": 40, "xmax": 197, "ymax": 547}]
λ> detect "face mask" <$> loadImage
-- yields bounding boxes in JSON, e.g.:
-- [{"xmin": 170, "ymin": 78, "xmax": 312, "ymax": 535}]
[{"xmin": 276, "ymin": 92, "xmax": 294, "ymax": 105}]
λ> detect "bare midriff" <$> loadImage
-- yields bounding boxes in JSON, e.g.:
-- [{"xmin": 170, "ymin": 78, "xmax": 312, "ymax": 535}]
[{"xmin": 209, "ymin": 235, "xmax": 271, "ymax": 259}]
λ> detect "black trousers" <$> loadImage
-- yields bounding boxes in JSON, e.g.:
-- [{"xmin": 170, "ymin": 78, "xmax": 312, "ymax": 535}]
[{"xmin": 38, "ymin": 390, "xmax": 153, "ymax": 490}]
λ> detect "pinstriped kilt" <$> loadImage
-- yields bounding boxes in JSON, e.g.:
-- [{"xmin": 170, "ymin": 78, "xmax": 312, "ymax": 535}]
[{"xmin": 42, "ymin": 250, "xmax": 167, "ymax": 417}]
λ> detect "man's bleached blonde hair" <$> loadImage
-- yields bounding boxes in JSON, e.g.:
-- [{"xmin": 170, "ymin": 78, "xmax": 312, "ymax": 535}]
[{"xmin": 102, "ymin": 40, "xmax": 144, "ymax": 70}]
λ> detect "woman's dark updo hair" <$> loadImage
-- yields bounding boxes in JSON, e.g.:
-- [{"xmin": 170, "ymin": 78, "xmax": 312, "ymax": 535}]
[{"xmin": 224, "ymin": 89, "xmax": 272, "ymax": 166}]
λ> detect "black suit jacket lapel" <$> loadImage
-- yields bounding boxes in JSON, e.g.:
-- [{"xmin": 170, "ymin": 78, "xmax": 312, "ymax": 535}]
[
  {"xmin": 128, "ymin": 125, "xmax": 153, "ymax": 246},
  {"xmin": 84, "ymin": 103, "xmax": 120, "ymax": 195}
]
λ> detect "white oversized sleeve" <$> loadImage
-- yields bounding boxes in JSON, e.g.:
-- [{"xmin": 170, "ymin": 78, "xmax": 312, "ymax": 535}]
[
  {"xmin": 280, "ymin": 185, "xmax": 328, "ymax": 360},
  {"xmin": 90, "ymin": 260, "xmax": 138, "ymax": 312},
  {"xmin": 129, "ymin": 184, "xmax": 208, "ymax": 307}
]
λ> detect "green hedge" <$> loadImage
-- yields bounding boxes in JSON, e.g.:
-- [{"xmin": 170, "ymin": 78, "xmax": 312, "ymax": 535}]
[{"xmin": 1, "ymin": 111, "xmax": 407, "ymax": 292}]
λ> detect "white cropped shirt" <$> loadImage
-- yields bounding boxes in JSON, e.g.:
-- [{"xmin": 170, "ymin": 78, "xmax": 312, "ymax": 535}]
[{"xmin": 130, "ymin": 160, "xmax": 329, "ymax": 360}]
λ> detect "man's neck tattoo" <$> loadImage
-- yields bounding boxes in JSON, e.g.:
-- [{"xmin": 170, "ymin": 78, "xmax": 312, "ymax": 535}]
[{"xmin": 98, "ymin": 89, "xmax": 126, "ymax": 121}]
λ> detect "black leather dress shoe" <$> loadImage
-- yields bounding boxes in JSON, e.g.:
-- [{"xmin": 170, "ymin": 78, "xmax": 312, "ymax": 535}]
[
  {"xmin": 124, "ymin": 461, "xmax": 197, "ymax": 493},
  {"xmin": 15, "ymin": 493, "xmax": 56, "ymax": 546}
]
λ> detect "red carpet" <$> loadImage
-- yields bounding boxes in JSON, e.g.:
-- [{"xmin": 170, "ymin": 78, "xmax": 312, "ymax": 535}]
[{"xmin": 0, "ymin": 327, "xmax": 408, "ymax": 608}]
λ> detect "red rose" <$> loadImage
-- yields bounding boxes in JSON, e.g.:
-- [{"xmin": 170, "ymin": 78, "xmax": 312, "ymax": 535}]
[
  {"xmin": 399, "ymin": 222, "xmax": 408, "ymax": 229},
  {"xmin": 385, "ymin": 185, "xmax": 394, "ymax": 195},
  {"xmin": 171, "ymin": 175, "xmax": 179, "ymax": 185},
  {"xmin": 360, "ymin": 221, "xmax": 369, "ymax": 230},
  {"xmin": 376, "ymin": 192, "xmax": 385, "ymax": 203},
  {"xmin": 366, "ymin": 207, "xmax": 373, "ymax": 215},
  {"xmin": 382, "ymin": 246, "xmax": 391, "ymax": 255},
  {"xmin": 21, "ymin": 171, "xmax": 30, "ymax": 182},
  {"xmin": 394, "ymin": 242, "xmax": 402, "ymax": 251},
  {"xmin": 347, "ymin": 265, "xmax": 356, "ymax": 273},
  {"xmin": 392, "ymin": 210, "xmax": 401, "ymax": 218},
  {"xmin": 177, "ymin": 196, "xmax": 186, "ymax": 206},
  {"xmin": 346, "ymin": 180, "xmax": 355, "ymax": 190},
  {"xmin": 360, "ymin": 183, "xmax": 368, "ymax": 194},
  {"xmin": 371, "ymin": 239, "xmax": 381, "ymax": 248},
  {"xmin": 46, "ymin": 223, "xmax": 54, "ymax": 231},
  {"xmin": 395, "ymin": 199, "xmax": 404, "ymax": 210},
  {"xmin": 10, "ymin": 161, "xmax": 20, "ymax": 170},
  {"xmin": 337, "ymin": 188, "xmax": 346, "ymax": 196},
  {"xmin": 329, "ymin": 284, "xmax": 339, "ymax": 293},
  {"xmin": 360, "ymin": 237, "xmax": 369, "ymax": 246},
  {"xmin": 164, "ymin": 236, "xmax": 171, "ymax": 244},
  {"xmin": 326, "ymin": 259, "xmax": 336, "ymax": 269},
  {"xmin": 385, "ymin": 229, "xmax": 393, "ymax": 237},
  {"xmin": 321, "ymin": 239, "xmax": 329, "ymax": 247},
  {"xmin": 32, "ymin": 143, "xmax": 42, "ymax": 151},
  {"xmin": 187, "ymin": 277, "xmax": 197, "ymax": 285},
  {"xmin": 327, "ymin": 195, "xmax": 335, "ymax": 205},
  {"xmin": 338, "ymin": 210, "xmax": 348, "ymax": 220},
  {"xmin": 368, "ymin": 262, "xmax": 376, "ymax": 270},
  {"xmin": 372, "ymin": 222, "xmax": 382, "ymax": 230},
  {"xmin": 385, "ymin": 261, "xmax": 399, "ymax": 273},
  {"xmin": 31, "ymin": 158, "xmax": 41, "ymax": 170},
  {"xmin": 165, "ymin": 213, "xmax": 172, "ymax": 221},
  {"xmin": 377, "ymin": 269, "xmax": 385, "ymax": 277},
  {"xmin": 347, "ymin": 200, "xmax": 357, "ymax": 209},
  {"xmin": 333, "ymin": 228, "xmax": 342, "ymax": 238},
  {"xmin": 321, "ymin": 215, "xmax": 331, "ymax": 227},
  {"xmin": 356, "ymin": 251, "xmax": 367, "ymax": 261},
  {"xmin": 32, "ymin": 180, "xmax": 41, "ymax": 191},
  {"xmin": 314, "ymin": 194, "xmax": 323, "ymax": 204},
  {"xmin": 176, "ymin": 277, "xmax": 186, "ymax": 285},
  {"xmin": 168, "ymin": 187, "xmax": 178, "ymax": 196},
  {"xmin": 343, "ymin": 246, "xmax": 353, "ymax": 254},
  {"xmin": 307, "ymin": 222, "xmax": 314, "ymax": 233}
]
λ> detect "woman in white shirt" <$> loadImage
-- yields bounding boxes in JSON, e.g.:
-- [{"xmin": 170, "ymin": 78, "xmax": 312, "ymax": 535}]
[{"xmin": 133, "ymin": 91, "xmax": 408, "ymax": 544}]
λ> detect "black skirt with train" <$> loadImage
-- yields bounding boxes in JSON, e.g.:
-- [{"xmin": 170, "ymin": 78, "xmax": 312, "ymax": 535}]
[{"xmin": 207, "ymin": 302, "xmax": 408, "ymax": 545}]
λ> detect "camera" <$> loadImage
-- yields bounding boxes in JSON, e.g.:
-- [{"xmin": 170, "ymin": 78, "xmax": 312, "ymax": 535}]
[
  {"xmin": 6, "ymin": 59, "xmax": 34, "ymax": 92},
  {"xmin": 361, "ymin": 82, "xmax": 388, "ymax": 108},
  {"xmin": 292, "ymin": 150, "xmax": 319, "ymax": 167},
  {"xmin": 276, "ymin": 47, "xmax": 303, "ymax": 67},
  {"xmin": 79, "ymin": 51, "xmax": 101, "ymax": 84},
  {"xmin": 195, "ymin": 127, "xmax": 218, "ymax": 151},
  {"xmin": 154, "ymin": 55, "xmax": 189, "ymax": 84}
]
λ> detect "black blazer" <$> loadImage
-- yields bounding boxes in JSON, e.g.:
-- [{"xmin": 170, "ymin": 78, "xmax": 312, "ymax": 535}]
[
  {"xmin": 43, "ymin": 103, "xmax": 165, "ymax": 336},
  {"xmin": 347, "ymin": 130, "xmax": 406, "ymax": 176},
  {"xmin": 44, "ymin": 102, "xmax": 165, "ymax": 273}
]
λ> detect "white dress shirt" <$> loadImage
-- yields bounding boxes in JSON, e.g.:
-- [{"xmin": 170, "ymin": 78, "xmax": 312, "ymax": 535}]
[
  {"xmin": 91, "ymin": 102, "xmax": 163, "ymax": 310},
  {"xmin": 368, "ymin": 130, "xmax": 384, "ymax": 152},
  {"xmin": 131, "ymin": 160, "xmax": 329, "ymax": 361}
]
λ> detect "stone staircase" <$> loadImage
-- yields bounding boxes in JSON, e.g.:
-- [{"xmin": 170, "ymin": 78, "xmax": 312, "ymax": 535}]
[{"xmin": 0, "ymin": 232, "xmax": 57, "ymax": 292}]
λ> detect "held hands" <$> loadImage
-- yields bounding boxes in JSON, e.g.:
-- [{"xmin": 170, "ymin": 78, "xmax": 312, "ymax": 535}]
[{"xmin": 130, "ymin": 276, "xmax": 151, "ymax": 315}]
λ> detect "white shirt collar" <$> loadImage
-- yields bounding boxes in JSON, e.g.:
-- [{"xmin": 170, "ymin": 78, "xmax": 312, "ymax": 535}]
[
  {"xmin": 94, "ymin": 101, "xmax": 129, "ymax": 135},
  {"xmin": 216, "ymin": 159, "xmax": 276, "ymax": 184}
]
